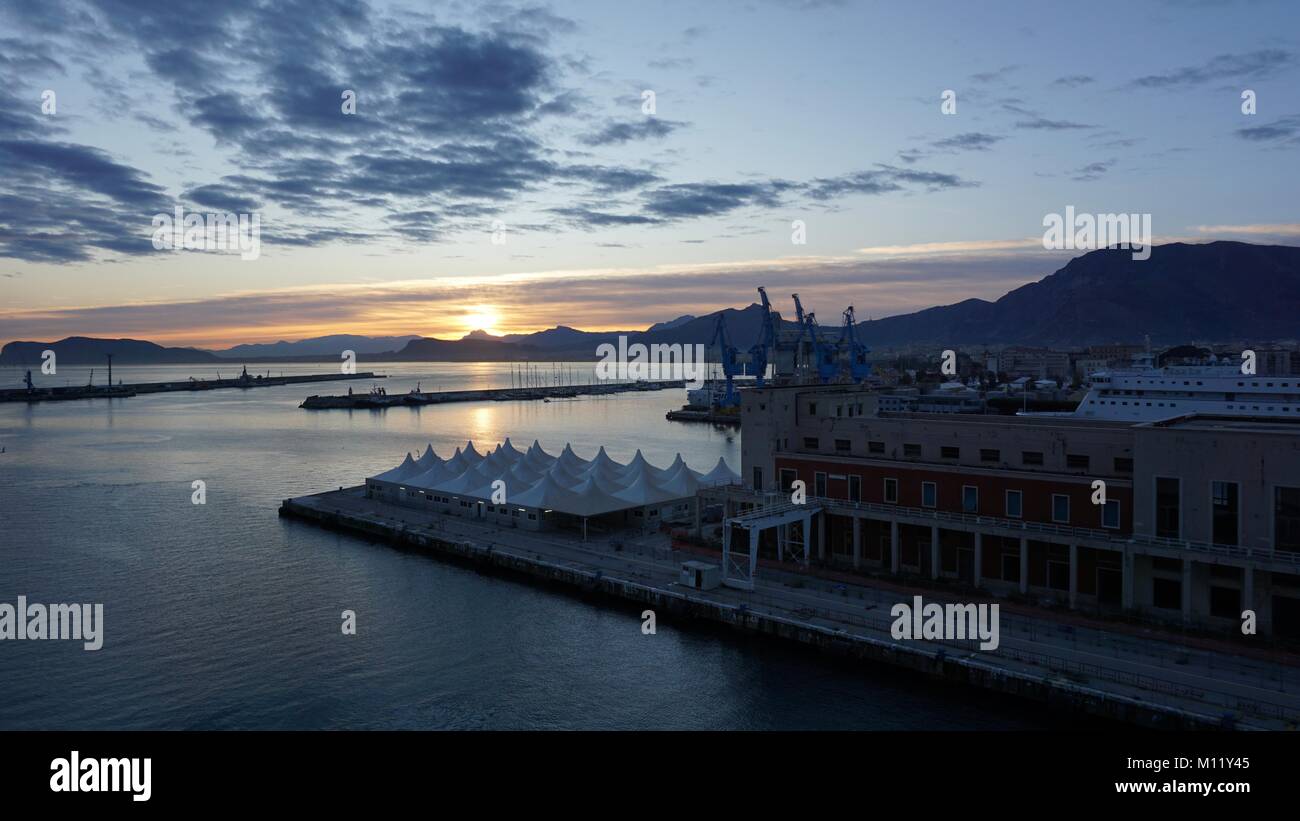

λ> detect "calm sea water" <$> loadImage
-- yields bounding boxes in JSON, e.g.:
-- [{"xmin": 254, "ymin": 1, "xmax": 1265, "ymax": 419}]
[{"xmin": 0, "ymin": 362, "xmax": 1072, "ymax": 729}]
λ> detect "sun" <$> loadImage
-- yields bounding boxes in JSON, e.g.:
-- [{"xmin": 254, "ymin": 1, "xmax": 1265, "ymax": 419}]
[{"xmin": 461, "ymin": 305, "xmax": 502, "ymax": 336}]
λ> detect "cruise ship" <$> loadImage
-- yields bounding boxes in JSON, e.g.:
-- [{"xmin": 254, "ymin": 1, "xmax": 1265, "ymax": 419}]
[{"xmin": 1070, "ymin": 354, "xmax": 1300, "ymax": 421}]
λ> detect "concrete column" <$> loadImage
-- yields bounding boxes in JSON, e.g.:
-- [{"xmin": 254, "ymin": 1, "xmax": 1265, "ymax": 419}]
[
  {"xmin": 803, "ymin": 514, "xmax": 812, "ymax": 566},
  {"xmin": 890, "ymin": 520, "xmax": 900, "ymax": 574},
  {"xmin": 722, "ymin": 523, "xmax": 732, "ymax": 577},
  {"xmin": 930, "ymin": 524, "xmax": 940, "ymax": 580},
  {"xmin": 693, "ymin": 498, "xmax": 702, "ymax": 536},
  {"xmin": 748, "ymin": 528, "xmax": 760, "ymax": 581},
  {"xmin": 817, "ymin": 514, "xmax": 825, "ymax": 561},
  {"xmin": 1182, "ymin": 558, "xmax": 1193, "ymax": 624},
  {"xmin": 1019, "ymin": 537, "xmax": 1029, "ymax": 595},
  {"xmin": 1122, "ymin": 550, "xmax": 1135, "ymax": 610},
  {"xmin": 973, "ymin": 532, "xmax": 982, "ymax": 589},
  {"xmin": 1068, "ymin": 543, "xmax": 1078, "ymax": 609},
  {"xmin": 1243, "ymin": 564, "xmax": 1255, "ymax": 613},
  {"xmin": 816, "ymin": 513, "xmax": 825, "ymax": 563}
]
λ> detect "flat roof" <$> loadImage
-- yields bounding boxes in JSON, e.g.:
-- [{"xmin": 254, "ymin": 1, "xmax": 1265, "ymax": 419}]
[
  {"xmin": 1142, "ymin": 414, "xmax": 1300, "ymax": 435},
  {"xmin": 880, "ymin": 411, "xmax": 1134, "ymax": 430}
]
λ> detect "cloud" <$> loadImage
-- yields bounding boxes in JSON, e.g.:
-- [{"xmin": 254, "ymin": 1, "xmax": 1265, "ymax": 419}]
[
  {"xmin": 1070, "ymin": 158, "xmax": 1116, "ymax": 181},
  {"xmin": 578, "ymin": 118, "xmax": 686, "ymax": 146},
  {"xmin": 1051, "ymin": 75, "xmax": 1095, "ymax": 87},
  {"xmin": 1130, "ymin": 49, "xmax": 1293, "ymax": 88},
  {"xmin": 1191, "ymin": 223, "xmax": 1300, "ymax": 238},
  {"xmin": 806, "ymin": 166, "xmax": 975, "ymax": 199},
  {"xmin": 931, "ymin": 132, "xmax": 1005, "ymax": 151},
  {"xmin": 642, "ymin": 181, "xmax": 795, "ymax": 218},
  {"xmin": 1015, "ymin": 117, "xmax": 1095, "ymax": 130},
  {"xmin": 1234, "ymin": 114, "xmax": 1300, "ymax": 146},
  {"xmin": 970, "ymin": 65, "xmax": 1018, "ymax": 84}
]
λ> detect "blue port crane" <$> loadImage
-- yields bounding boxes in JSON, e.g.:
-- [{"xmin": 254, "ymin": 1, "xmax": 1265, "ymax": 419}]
[
  {"xmin": 748, "ymin": 286, "xmax": 778, "ymax": 387},
  {"xmin": 709, "ymin": 311, "xmax": 742, "ymax": 407},
  {"xmin": 838, "ymin": 305, "xmax": 871, "ymax": 382},
  {"xmin": 791, "ymin": 293, "xmax": 837, "ymax": 383},
  {"xmin": 807, "ymin": 312, "xmax": 839, "ymax": 383}
]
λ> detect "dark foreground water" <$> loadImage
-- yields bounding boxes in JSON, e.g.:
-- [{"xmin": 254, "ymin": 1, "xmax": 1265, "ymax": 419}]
[{"xmin": 1, "ymin": 362, "xmax": 1078, "ymax": 729}]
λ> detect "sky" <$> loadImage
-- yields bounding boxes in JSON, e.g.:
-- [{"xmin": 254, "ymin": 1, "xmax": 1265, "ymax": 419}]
[{"xmin": 0, "ymin": 0, "xmax": 1298, "ymax": 348}]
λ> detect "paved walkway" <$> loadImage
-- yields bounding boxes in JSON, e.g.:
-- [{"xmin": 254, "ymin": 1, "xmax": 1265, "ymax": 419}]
[{"xmin": 293, "ymin": 489, "xmax": 1300, "ymax": 729}]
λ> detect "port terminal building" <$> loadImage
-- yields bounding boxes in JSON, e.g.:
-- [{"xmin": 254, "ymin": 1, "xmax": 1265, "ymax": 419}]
[
  {"xmin": 711, "ymin": 385, "xmax": 1300, "ymax": 638},
  {"xmin": 367, "ymin": 438, "xmax": 739, "ymax": 538}
]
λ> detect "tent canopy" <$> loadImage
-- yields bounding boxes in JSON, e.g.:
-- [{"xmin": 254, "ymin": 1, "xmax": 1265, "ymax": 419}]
[{"xmin": 369, "ymin": 439, "xmax": 739, "ymax": 517}]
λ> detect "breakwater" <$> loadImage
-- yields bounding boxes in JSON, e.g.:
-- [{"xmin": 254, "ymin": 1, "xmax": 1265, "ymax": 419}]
[
  {"xmin": 300, "ymin": 379, "xmax": 685, "ymax": 409},
  {"xmin": 2, "ymin": 371, "xmax": 384, "ymax": 403}
]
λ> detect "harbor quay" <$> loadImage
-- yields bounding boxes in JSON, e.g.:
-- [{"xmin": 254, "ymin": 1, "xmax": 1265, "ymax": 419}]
[{"xmin": 280, "ymin": 485, "xmax": 1300, "ymax": 730}]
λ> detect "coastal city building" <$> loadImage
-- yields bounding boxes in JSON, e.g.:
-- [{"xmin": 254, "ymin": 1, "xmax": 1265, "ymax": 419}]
[{"xmin": 719, "ymin": 384, "xmax": 1300, "ymax": 638}]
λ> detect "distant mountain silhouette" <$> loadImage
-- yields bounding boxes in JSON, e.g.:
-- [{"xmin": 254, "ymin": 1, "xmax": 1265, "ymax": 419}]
[
  {"xmin": 853, "ymin": 242, "xmax": 1300, "ymax": 347},
  {"xmin": 213, "ymin": 334, "xmax": 419, "ymax": 358},
  {"xmin": 384, "ymin": 335, "xmax": 543, "ymax": 361},
  {"xmin": 646, "ymin": 314, "xmax": 697, "ymax": 333},
  {"xmin": 0, "ymin": 337, "xmax": 222, "ymax": 365},
  {"xmin": 7, "ymin": 243, "xmax": 1295, "ymax": 363}
]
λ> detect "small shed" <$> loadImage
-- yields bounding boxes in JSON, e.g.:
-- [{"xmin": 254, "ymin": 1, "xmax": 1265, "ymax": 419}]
[{"xmin": 679, "ymin": 561, "xmax": 721, "ymax": 591}]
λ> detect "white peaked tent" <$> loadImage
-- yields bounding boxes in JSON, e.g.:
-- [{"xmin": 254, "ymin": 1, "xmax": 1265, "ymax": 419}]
[
  {"xmin": 509, "ymin": 471, "xmax": 587, "ymax": 511},
  {"xmin": 365, "ymin": 438, "xmax": 741, "ymax": 535},
  {"xmin": 405, "ymin": 460, "xmax": 455, "ymax": 489},
  {"xmin": 461, "ymin": 441, "xmax": 484, "ymax": 463},
  {"xmin": 698, "ymin": 457, "xmax": 742, "ymax": 487},
  {"xmin": 373, "ymin": 452, "xmax": 420, "ymax": 483},
  {"xmin": 498, "ymin": 437, "xmax": 523, "ymax": 461},
  {"xmin": 414, "ymin": 445, "xmax": 440, "ymax": 470}
]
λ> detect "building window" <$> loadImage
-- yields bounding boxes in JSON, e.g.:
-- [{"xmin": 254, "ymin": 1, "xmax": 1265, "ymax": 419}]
[
  {"xmin": 1005, "ymin": 490, "xmax": 1022, "ymax": 518},
  {"xmin": 962, "ymin": 485, "xmax": 978, "ymax": 513},
  {"xmin": 848, "ymin": 475, "xmax": 862, "ymax": 503},
  {"xmin": 1114, "ymin": 457, "xmax": 1133, "ymax": 473},
  {"xmin": 903, "ymin": 443, "xmax": 921, "ymax": 458},
  {"xmin": 808, "ymin": 402, "xmax": 817, "ymax": 415},
  {"xmin": 1066, "ymin": 453, "xmax": 1090, "ymax": 470},
  {"xmin": 884, "ymin": 478, "xmax": 898, "ymax": 504},
  {"xmin": 803, "ymin": 437, "xmax": 819, "ymax": 450},
  {"xmin": 1102, "ymin": 499, "xmax": 1120, "ymax": 529},
  {"xmin": 835, "ymin": 438, "xmax": 851, "ymax": 453},
  {"xmin": 922, "ymin": 481, "xmax": 936, "ymax": 508},
  {"xmin": 980, "ymin": 448, "xmax": 1000, "ymax": 463},
  {"xmin": 1212, "ymin": 481, "xmax": 1239, "ymax": 546},
  {"xmin": 778, "ymin": 468, "xmax": 797, "ymax": 492},
  {"xmin": 1052, "ymin": 494, "xmax": 1070, "ymax": 524},
  {"xmin": 1275, "ymin": 486, "xmax": 1300, "ymax": 552},
  {"xmin": 868, "ymin": 441, "xmax": 884, "ymax": 454},
  {"xmin": 940, "ymin": 446, "xmax": 959, "ymax": 459},
  {"xmin": 815, "ymin": 472, "xmax": 827, "ymax": 498},
  {"xmin": 1152, "ymin": 577, "xmax": 1181, "ymax": 610},
  {"xmin": 753, "ymin": 467, "xmax": 763, "ymax": 491},
  {"xmin": 1156, "ymin": 477, "xmax": 1180, "ymax": 539},
  {"xmin": 1022, "ymin": 451, "xmax": 1043, "ymax": 466}
]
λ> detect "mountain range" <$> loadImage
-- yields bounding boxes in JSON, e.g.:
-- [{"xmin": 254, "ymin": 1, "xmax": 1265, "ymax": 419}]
[{"xmin": 3, "ymin": 242, "xmax": 1296, "ymax": 365}]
